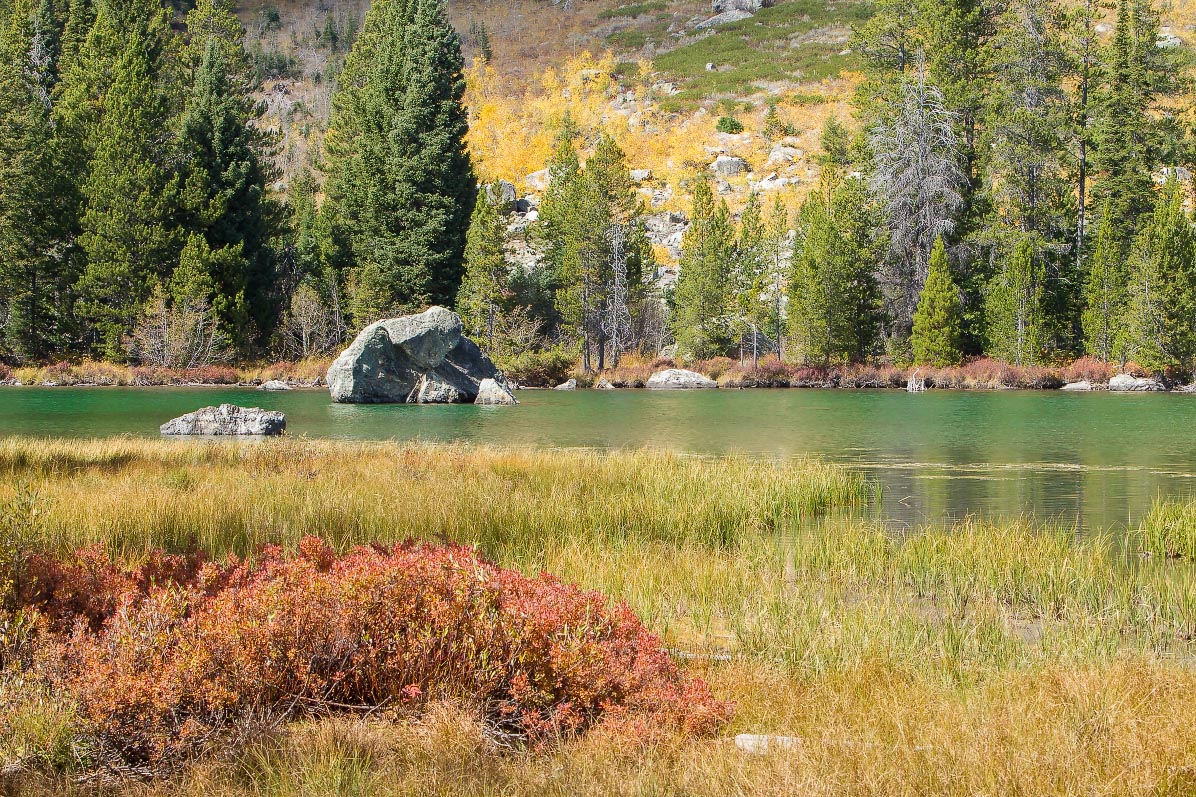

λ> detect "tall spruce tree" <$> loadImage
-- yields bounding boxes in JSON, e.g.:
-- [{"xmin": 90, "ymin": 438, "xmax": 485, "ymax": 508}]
[
  {"xmin": 912, "ymin": 236, "xmax": 964, "ymax": 366},
  {"xmin": 457, "ymin": 184, "xmax": 508, "ymax": 348},
  {"xmin": 670, "ymin": 177, "xmax": 734, "ymax": 360},
  {"xmin": 0, "ymin": 0, "xmax": 73, "ymax": 360},
  {"xmin": 73, "ymin": 0, "xmax": 178, "ymax": 357},
  {"xmin": 1124, "ymin": 181, "xmax": 1196, "ymax": 374},
  {"xmin": 175, "ymin": 28, "xmax": 279, "ymax": 352},
  {"xmin": 1081, "ymin": 206, "xmax": 1128, "ymax": 363},
  {"xmin": 324, "ymin": 0, "xmax": 475, "ymax": 326},
  {"xmin": 788, "ymin": 176, "xmax": 884, "ymax": 365},
  {"xmin": 1091, "ymin": 0, "xmax": 1168, "ymax": 249},
  {"xmin": 985, "ymin": 237, "xmax": 1046, "ymax": 366}
]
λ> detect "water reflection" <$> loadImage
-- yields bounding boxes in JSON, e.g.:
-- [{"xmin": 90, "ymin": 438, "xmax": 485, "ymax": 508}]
[{"xmin": 3, "ymin": 387, "xmax": 1195, "ymax": 532}]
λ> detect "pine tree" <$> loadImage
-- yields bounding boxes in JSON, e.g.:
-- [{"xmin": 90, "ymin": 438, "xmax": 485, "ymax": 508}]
[
  {"xmin": 1124, "ymin": 181, "xmax": 1196, "ymax": 374},
  {"xmin": 324, "ymin": 0, "xmax": 475, "ymax": 326},
  {"xmin": 0, "ymin": 0, "xmax": 73, "ymax": 360},
  {"xmin": 912, "ymin": 236, "xmax": 964, "ymax": 366},
  {"xmin": 788, "ymin": 176, "xmax": 884, "ymax": 365},
  {"xmin": 175, "ymin": 30, "xmax": 279, "ymax": 352},
  {"xmin": 1091, "ymin": 0, "xmax": 1169, "ymax": 248},
  {"xmin": 985, "ymin": 237, "xmax": 1045, "ymax": 366},
  {"xmin": 670, "ymin": 178, "xmax": 734, "ymax": 360},
  {"xmin": 456, "ymin": 184, "xmax": 508, "ymax": 347},
  {"xmin": 1081, "ymin": 206, "xmax": 1128, "ymax": 363},
  {"xmin": 74, "ymin": 0, "xmax": 178, "ymax": 358}
]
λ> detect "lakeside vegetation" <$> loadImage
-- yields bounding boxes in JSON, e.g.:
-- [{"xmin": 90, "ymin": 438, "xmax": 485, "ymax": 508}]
[{"xmin": 1, "ymin": 439, "xmax": 1195, "ymax": 794}]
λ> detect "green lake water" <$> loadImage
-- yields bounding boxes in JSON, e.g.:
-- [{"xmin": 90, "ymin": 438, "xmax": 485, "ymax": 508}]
[{"xmin": 1, "ymin": 386, "xmax": 1194, "ymax": 531}]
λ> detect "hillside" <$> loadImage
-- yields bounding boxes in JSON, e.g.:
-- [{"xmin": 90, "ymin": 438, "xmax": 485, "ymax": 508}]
[{"xmin": 236, "ymin": 0, "xmax": 870, "ymax": 286}]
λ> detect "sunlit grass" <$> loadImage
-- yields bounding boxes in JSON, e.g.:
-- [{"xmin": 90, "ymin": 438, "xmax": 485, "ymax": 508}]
[{"xmin": 3, "ymin": 439, "xmax": 1196, "ymax": 795}]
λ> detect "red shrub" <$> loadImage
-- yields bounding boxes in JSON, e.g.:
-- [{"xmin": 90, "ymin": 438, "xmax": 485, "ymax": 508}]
[
  {"xmin": 1060, "ymin": 357, "xmax": 1113, "ymax": 384},
  {"xmin": 690, "ymin": 357, "xmax": 736, "ymax": 380},
  {"xmin": 0, "ymin": 362, "xmax": 11, "ymax": 381},
  {"xmin": 181, "ymin": 365, "xmax": 239, "ymax": 384},
  {"xmin": 33, "ymin": 540, "xmax": 728, "ymax": 767}
]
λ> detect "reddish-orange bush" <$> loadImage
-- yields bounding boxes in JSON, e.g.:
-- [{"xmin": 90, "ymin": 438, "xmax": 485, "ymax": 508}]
[
  {"xmin": 1060, "ymin": 357, "xmax": 1114, "ymax": 384},
  {"xmin": 0, "ymin": 362, "xmax": 11, "ymax": 381},
  {"xmin": 25, "ymin": 540, "xmax": 729, "ymax": 767}
]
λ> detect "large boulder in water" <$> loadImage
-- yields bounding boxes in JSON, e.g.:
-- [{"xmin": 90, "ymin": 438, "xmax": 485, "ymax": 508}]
[
  {"xmin": 327, "ymin": 306, "xmax": 512, "ymax": 404},
  {"xmin": 160, "ymin": 404, "xmax": 286, "ymax": 436}
]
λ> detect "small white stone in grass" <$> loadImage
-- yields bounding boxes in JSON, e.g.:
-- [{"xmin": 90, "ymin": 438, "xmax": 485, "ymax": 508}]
[{"xmin": 734, "ymin": 734, "xmax": 800, "ymax": 755}]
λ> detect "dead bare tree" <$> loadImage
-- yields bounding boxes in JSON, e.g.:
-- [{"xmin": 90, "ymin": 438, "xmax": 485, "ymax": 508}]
[
  {"xmin": 128, "ymin": 286, "xmax": 230, "ymax": 368},
  {"xmin": 601, "ymin": 224, "xmax": 633, "ymax": 369},
  {"xmin": 869, "ymin": 64, "xmax": 967, "ymax": 333}
]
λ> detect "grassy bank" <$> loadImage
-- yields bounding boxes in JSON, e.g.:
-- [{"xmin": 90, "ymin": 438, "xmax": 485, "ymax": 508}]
[
  {"xmin": 0, "ymin": 359, "xmax": 333, "ymax": 388},
  {"xmin": 3, "ymin": 441, "xmax": 1196, "ymax": 795}
]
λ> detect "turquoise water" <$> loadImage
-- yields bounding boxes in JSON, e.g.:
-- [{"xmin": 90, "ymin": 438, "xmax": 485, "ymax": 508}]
[{"xmin": 2, "ymin": 385, "xmax": 1194, "ymax": 531}]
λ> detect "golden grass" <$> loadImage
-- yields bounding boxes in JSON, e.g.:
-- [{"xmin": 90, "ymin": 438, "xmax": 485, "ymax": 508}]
[{"xmin": 3, "ymin": 439, "xmax": 1196, "ymax": 796}]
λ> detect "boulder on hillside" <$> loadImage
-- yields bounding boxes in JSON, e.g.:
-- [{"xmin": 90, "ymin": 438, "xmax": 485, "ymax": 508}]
[
  {"xmin": 475, "ymin": 378, "xmax": 519, "ymax": 405},
  {"xmin": 646, "ymin": 369, "xmax": 719, "ymax": 390},
  {"xmin": 327, "ymin": 306, "xmax": 513, "ymax": 404},
  {"xmin": 1108, "ymin": 374, "xmax": 1166, "ymax": 392},
  {"xmin": 712, "ymin": 155, "xmax": 749, "ymax": 177},
  {"xmin": 259, "ymin": 380, "xmax": 292, "ymax": 391},
  {"xmin": 161, "ymin": 404, "xmax": 286, "ymax": 436}
]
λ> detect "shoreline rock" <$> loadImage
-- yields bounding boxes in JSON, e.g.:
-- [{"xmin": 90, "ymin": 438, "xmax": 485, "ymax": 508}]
[
  {"xmin": 160, "ymin": 404, "xmax": 286, "ymax": 436},
  {"xmin": 646, "ymin": 369, "xmax": 719, "ymax": 390},
  {"xmin": 1108, "ymin": 374, "xmax": 1166, "ymax": 392},
  {"xmin": 475, "ymin": 378, "xmax": 519, "ymax": 405}
]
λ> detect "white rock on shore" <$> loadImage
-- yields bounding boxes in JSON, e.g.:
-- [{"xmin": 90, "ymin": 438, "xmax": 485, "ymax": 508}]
[
  {"xmin": 646, "ymin": 369, "xmax": 719, "ymax": 390},
  {"xmin": 1061, "ymin": 380, "xmax": 1095, "ymax": 391},
  {"xmin": 475, "ymin": 378, "xmax": 519, "ymax": 405},
  {"xmin": 259, "ymin": 380, "xmax": 292, "ymax": 391},
  {"xmin": 1108, "ymin": 374, "xmax": 1166, "ymax": 392}
]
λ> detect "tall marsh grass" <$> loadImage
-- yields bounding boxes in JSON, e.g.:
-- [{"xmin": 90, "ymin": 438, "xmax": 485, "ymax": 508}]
[{"xmin": 4, "ymin": 439, "xmax": 1196, "ymax": 796}]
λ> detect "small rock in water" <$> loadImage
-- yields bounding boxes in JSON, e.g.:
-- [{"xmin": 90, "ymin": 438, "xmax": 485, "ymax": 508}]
[
  {"xmin": 554, "ymin": 379, "xmax": 577, "ymax": 391},
  {"xmin": 734, "ymin": 734, "xmax": 800, "ymax": 755},
  {"xmin": 595, "ymin": 378, "xmax": 616, "ymax": 390},
  {"xmin": 475, "ymin": 378, "xmax": 519, "ymax": 406},
  {"xmin": 160, "ymin": 404, "xmax": 286, "ymax": 436},
  {"xmin": 646, "ymin": 369, "xmax": 719, "ymax": 390},
  {"xmin": 1060, "ymin": 380, "xmax": 1094, "ymax": 392},
  {"xmin": 258, "ymin": 380, "xmax": 292, "ymax": 391}
]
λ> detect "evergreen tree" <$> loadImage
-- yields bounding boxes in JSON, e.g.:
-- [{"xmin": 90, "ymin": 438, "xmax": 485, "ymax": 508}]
[
  {"xmin": 0, "ymin": 0, "xmax": 73, "ymax": 360},
  {"xmin": 1091, "ymin": 0, "xmax": 1170, "ymax": 248},
  {"xmin": 74, "ymin": 0, "xmax": 179, "ymax": 357},
  {"xmin": 1124, "ymin": 181, "xmax": 1196, "ymax": 373},
  {"xmin": 670, "ymin": 178, "xmax": 734, "ymax": 360},
  {"xmin": 324, "ymin": 0, "xmax": 475, "ymax": 326},
  {"xmin": 912, "ymin": 236, "xmax": 964, "ymax": 366},
  {"xmin": 175, "ymin": 30, "xmax": 279, "ymax": 351},
  {"xmin": 457, "ymin": 184, "xmax": 508, "ymax": 347},
  {"xmin": 788, "ymin": 176, "xmax": 884, "ymax": 364},
  {"xmin": 985, "ymin": 237, "xmax": 1045, "ymax": 366},
  {"xmin": 1081, "ymin": 206, "xmax": 1128, "ymax": 363}
]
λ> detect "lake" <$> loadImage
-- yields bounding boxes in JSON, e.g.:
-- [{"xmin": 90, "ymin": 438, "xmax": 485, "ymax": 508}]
[{"xmin": 1, "ymin": 386, "xmax": 1193, "ymax": 531}]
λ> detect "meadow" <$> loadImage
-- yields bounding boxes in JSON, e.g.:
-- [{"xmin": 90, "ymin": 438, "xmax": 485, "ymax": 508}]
[{"xmin": 1, "ymin": 439, "xmax": 1195, "ymax": 795}]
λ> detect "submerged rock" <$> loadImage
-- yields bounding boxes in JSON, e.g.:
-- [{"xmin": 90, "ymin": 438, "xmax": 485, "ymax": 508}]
[
  {"xmin": 475, "ymin": 378, "xmax": 518, "ymax": 405},
  {"xmin": 327, "ymin": 306, "xmax": 512, "ymax": 405},
  {"xmin": 258, "ymin": 380, "xmax": 292, "ymax": 391},
  {"xmin": 160, "ymin": 404, "xmax": 286, "ymax": 436},
  {"xmin": 646, "ymin": 369, "xmax": 719, "ymax": 390},
  {"xmin": 1108, "ymin": 374, "xmax": 1165, "ymax": 392},
  {"xmin": 1061, "ymin": 380, "xmax": 1095, "ymax": 392}
]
